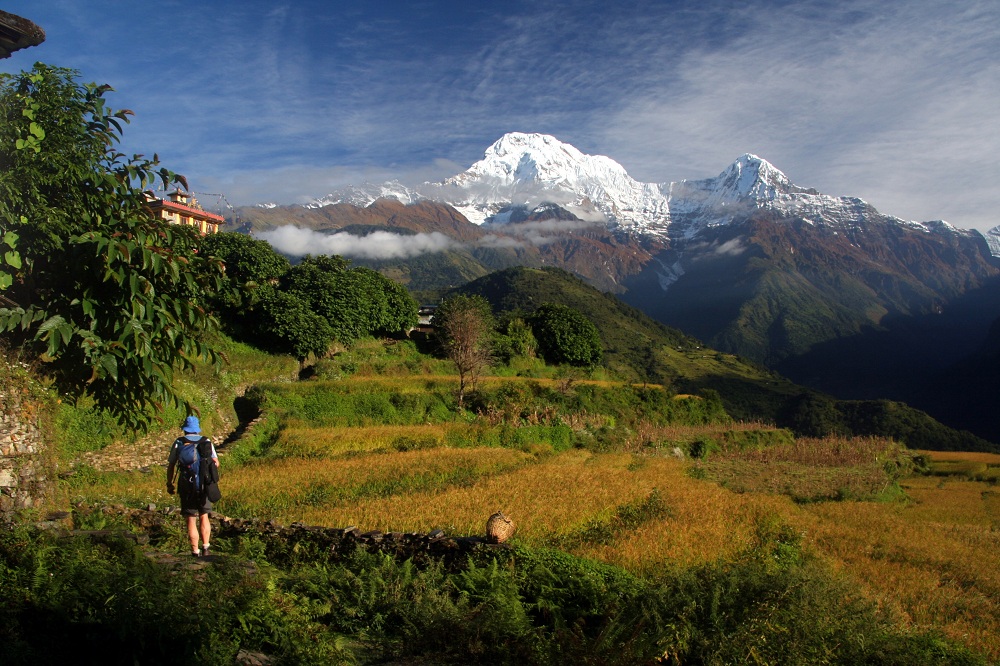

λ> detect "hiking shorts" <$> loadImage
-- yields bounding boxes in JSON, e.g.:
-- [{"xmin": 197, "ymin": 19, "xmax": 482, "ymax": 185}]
[{"xmin": 179, "ymin": 486, "xmax": 212, "ymax": 516}]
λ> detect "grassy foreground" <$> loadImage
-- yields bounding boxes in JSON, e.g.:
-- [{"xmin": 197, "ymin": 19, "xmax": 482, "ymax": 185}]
[{"xmin": 6, "ymin": 339, "xmax": 999, "ymax": 664}]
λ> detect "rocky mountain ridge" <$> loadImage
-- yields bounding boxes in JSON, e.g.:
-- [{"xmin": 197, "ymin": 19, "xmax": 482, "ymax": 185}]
[{"xmin": 287, "ymin": 132, "xmax": 990, "ymax": 254}]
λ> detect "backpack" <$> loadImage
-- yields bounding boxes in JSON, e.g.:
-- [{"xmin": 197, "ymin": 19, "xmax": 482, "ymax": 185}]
[{"xmin": 176, "ymin": 436, "xmax": 213, "ymax": 494}]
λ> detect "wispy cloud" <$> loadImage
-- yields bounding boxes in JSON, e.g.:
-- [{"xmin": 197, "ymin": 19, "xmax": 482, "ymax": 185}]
[
  {"xmin": 599, "ymin": 1, "xmax": 1000, "ymax": 230},
  {"xmin": 477, "ymin": 234, "xmax": 526, "ymax": 250},
  {"xmin": 485, "ymin": 218, "xmax": 603, "ymax": 246},
  {"xmin": 6, "ymin": 0, "xmax": 998, "ymax": 231}
]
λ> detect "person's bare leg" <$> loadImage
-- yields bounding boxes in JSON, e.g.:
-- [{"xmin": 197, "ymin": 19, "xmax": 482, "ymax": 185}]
[
  {"xmin": 186, "ymin": 515, "xmax": 199, "ymax": 555},
  {"xmin": 199, "ymin": 513, "xmax": 211, "ymax": 554}
]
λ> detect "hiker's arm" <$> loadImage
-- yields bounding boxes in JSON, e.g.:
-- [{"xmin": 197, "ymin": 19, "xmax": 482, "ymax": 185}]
[{"xmin": 166, "ymin": 460, "xmax": 176, "ymax": 494}]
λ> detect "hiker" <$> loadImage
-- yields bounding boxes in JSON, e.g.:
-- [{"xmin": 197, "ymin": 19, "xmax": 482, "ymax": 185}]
[{"xmin": 166, "ymin": 415, "xmax": 219, "ymax": 557}]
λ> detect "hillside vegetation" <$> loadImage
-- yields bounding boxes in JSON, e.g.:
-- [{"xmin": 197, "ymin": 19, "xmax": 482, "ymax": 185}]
[
  {"xmin": 449, "ymin": 266, "xmax": 998, "ymax": 452},
  {"xmin": 12, "ymin": 337, "xmax": 996, "ymax": 665}
]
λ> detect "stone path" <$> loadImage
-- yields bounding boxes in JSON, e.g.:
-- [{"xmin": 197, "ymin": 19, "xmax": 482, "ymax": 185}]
[
  {"xmin": 77, "ymin": 432, "xmax": 174, "ymax": 473},
  {"xmin": 76, "ymin": 415, "xmax": 261, "ymax": 473}
]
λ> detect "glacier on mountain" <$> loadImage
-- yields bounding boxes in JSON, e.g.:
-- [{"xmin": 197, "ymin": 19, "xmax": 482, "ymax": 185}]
[
  {"xmin": 300, "ymin": 132, "xmax": 986, "ymax": 254},
  {"xmin": 433, "ymin": 133, "xmax": 671, "ymax": 232},
  {"xmin": 306, "ymin": 181, "xmax": 423, "ymax": 209},
  {"xmin": 985, "ymin": 226, "xmax": 1000, "ymax": 257}
]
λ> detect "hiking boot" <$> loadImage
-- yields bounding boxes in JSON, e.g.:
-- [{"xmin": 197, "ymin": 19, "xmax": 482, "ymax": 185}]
[{"xmin": 200, "ymin": 544, "xmax": 210, "ymax": 557}]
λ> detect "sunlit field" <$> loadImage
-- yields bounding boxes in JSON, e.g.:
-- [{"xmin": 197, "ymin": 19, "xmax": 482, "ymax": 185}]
[{"xmin": 64, "ymin": 381, "xmax": 1000, "ymax": 661}]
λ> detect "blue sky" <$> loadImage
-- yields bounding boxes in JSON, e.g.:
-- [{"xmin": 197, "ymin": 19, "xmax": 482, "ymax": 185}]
[{"xmin": 3, "ymin": 1, "xmax": 999, "ymax": 232}]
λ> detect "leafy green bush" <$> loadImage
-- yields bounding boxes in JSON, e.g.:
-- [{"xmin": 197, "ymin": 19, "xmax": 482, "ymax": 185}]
[
  {"xmin": 0, "ymin": 526, "xmax": 351, "ymax": 665},
  {"xmin": 243, "ymin": 381, "xmax": 455, "ymax": 428},
  {"xmin": 53, "ymin": 399, "xmax": 124, "ymax": 457},
  {"xmin": 0, "ymin": 65, "xmax": 224, "ymax": 432}
]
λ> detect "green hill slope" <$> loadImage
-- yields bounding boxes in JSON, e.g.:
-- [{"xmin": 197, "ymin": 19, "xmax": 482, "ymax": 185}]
[
  {"xmin": 448, "ymin": 267, "xmax": 798, "ymax": 418},
  {"xmin": 448, "ymin": 266, "xmax": 998, "ymax": 451}
]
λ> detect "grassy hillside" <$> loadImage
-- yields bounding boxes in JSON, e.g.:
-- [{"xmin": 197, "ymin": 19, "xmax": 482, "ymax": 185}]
[
  {"xmin": 447, "ymin": 266, "xmax": 998, "ymax": 451},
  {"xmin": 22, "ymin": 337, "xmax": 997, "ymax": 664},
  {"xmin": 2, "ymin": 278, "xmax": 995, "ymax": 662},
  {"xmin": 450, "ymin": 266, "xmax": 794, "ymax": 406}
]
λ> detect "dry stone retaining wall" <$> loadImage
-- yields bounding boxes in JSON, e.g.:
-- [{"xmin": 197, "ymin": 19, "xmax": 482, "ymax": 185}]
[
  {"xmin": 94, "ymin": 504, "xmax": 510, "ymax": 567},
  {"xmin": 0, "ymin": 384, "xmax": 51, "ymax": 516}
]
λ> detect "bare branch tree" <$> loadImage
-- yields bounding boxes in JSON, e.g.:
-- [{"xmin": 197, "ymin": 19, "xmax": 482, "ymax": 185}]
[{"xmin": 434, "ymin": 295, "xmax": 494, "ymax": 410}]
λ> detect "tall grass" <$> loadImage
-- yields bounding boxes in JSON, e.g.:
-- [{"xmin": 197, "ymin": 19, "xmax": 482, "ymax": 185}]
[
  {"xmin": 222, "ymin": 446, "xmax": 536, "ymax": 521},
  {"xmin": 268, "ymin": 422, "xmax": 454, "ymax": 457},
  {"xmin": 692, "ymin": 435, "xmax": 915, "ymax": 502},
  {"xmin": 801, "ymin": 478, "xmax": 1000, "ymax": 660},
  {"xmin": 59, "ymin": 441, "xmax": 1000, "ymax": 661}
]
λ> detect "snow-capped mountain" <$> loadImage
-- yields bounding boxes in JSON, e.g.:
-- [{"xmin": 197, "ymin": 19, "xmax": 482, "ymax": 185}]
[
  {"xmin": 245, "ymin": 132, "xmax": 1000, "ymax": 445},
  {"xmin": 301, "ymin": 132, "xmax": 987, "ymax": 252},
  {"xmin": 665, "ymin": 153, "xmax": 841, "ymax": 236},
  {"xmin": 986, "ymin": 226, "xmax": 1000, "ymax": 257},
  {"xmin": 431, "ymin": 133, "xmax": 671, "ymax": 232},
  {"xmin": 663, "ymin": 152, "xmax": 976, "ymax": 244},
  {"xmin": 306, "ymin": 181, "xmax": 422, "ymax": 209}
]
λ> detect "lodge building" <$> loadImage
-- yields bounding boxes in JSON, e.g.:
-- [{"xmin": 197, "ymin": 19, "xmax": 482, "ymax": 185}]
[{"xmin": 148, "ymin": 190, "xmax": 224, "ymax": 235}]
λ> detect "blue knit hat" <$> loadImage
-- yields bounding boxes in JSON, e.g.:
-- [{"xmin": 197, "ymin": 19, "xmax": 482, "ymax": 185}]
[{"xmin": 182, "ymin": 415, "xmax": 201, "ymax": 433}]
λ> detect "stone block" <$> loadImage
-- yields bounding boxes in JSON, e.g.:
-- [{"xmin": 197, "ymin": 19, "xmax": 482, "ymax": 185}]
[{"xmin": 0, "ymin": 464, "xmax": 15, "ymax": 487}]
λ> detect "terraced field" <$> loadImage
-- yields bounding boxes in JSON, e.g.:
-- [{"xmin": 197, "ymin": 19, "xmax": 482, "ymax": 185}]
[{"xmin": 68, "ymin": 370, "xmax": 1000, "ymax": 661}]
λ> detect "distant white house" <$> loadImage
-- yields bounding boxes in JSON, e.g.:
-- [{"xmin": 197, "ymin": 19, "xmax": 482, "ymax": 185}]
[{"xmin": 417, "ymin": 304, "xmax": 438, "ymax": 327}]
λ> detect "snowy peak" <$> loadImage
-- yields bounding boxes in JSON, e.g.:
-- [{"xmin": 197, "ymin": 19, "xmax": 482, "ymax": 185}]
[
  {"xmin": 984, "ymin": 225, "xmax": 1000, "ymax": 257},
  {"xmin": 295, "ymin": 133, "xmax": 979, "ymax": 250},
  {"xmin": 715, "ymin": 154, "xmax": 794, "ymax": 201},
  {"xmin": 441, "ymin": 132, "xmax": 671, "ymax": 230},
  {"xmin": 447, "ymin": 132, "xmax": 630, "ymax": 192},
  {"xmin": 669, "ymin": 153, "xmax": 805, "ymax": 212},
  {"xmin": 466, "ymin": 132, "xmax": 610, "ymax": 185},
  {"xmin": 306, "ymin": 181, "xmax": 421, "ymax": 209}
]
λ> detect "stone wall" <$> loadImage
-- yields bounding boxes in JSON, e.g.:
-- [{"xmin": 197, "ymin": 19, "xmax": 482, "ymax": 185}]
[
  {"xmin": 84, "ymin": 504, "xmax": 513, "ymax": 568},
  {"xmin": 0, "ymin": 381, "xmax": 51, "ymax": 517}
]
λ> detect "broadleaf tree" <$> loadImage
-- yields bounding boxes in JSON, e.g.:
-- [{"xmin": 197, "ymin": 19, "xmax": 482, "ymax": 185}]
[
  {"xmin": 283, "ymin": 255, "xmax": 417, "ymax": 344},
  {"xmin": 530, "ymin": 303, "xmax": 603, "ymax": 368},
  {"xmin": 250, "ymin": 290, "xmax": 333, "ymax": 361},
  {"xmin": 0, "ymin": 64, "xmax": 223, "ymax": 431},
  {"xmin": 199, "ymin": 231, "xmax": 290, "ymax": 311}
]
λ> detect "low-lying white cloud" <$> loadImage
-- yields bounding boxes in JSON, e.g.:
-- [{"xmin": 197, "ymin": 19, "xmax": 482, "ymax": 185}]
[
  {"xmin": 712, "ymin": 239, "xmax": 746, "ymax": 257},
  {"xmin": 477, "ymin": 234, "xmax": 526, "ymax": 249},
  {"xmin": 485, "ymin": 218, "xmax": 602, "ymax": 246},
  {"xmin": 688, "ymin": 237, "xmax": 748, "ymax": 259},
  {"xmin": 259, "ymin": 226, "xmax": 458, "ymax": 259}
]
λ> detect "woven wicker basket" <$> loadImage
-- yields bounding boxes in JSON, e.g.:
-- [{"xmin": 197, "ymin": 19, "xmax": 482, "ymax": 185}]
[{"xmin": 485, "ymin": 511, "xmax": 516, "ymax": 544}]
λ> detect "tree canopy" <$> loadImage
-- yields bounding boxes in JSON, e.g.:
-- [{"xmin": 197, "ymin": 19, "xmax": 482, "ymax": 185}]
[
  {"xmin": 200, "ymin": 231, "xmax": 289, "ymax": 311},
  {"xmin": 199, "ymin": 249, "xmax": 419, "ymax": 361},
  {"xmin": 0, "ymin": 64, "xmax": 223, "ymax": 430},
  {"xmin": 282, "ymin": 255, "xmax": 417, "ymax": 345},
  {"xmin": 530, "ymin": 303, "xmax": 603, "ymax": 368}
]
